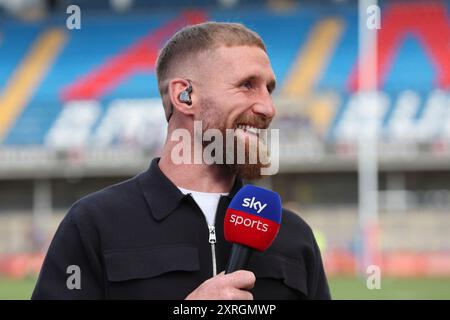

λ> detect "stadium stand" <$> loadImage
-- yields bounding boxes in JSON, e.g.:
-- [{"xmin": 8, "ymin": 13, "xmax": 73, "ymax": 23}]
[{"xmin": 1, "ymin": 2, "xmax": 449, "ymax": 148}]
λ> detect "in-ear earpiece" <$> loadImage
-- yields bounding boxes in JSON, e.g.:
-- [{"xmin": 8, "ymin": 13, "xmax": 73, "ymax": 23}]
[
  {"xmin": 178, "ymin": 82, "xmax": 192, "ymax": 106},
  {"xmin": 179, "ymin": 90, "xmax": 192, "ymax": 105},
  {"xmin": 167, "ymin": 80, "xmax": 193, "ymax": 122}
]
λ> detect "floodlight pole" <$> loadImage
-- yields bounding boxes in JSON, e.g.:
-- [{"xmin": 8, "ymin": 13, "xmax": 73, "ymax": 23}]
[{"xmin": 357, "ymin": 0, "xmax": 380, "ymax": 276}]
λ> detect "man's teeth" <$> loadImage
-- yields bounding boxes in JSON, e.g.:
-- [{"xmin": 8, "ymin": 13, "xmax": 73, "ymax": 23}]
[{"xmin": 236, "ymin": 124, "xmax": 260, "ymax": 135}]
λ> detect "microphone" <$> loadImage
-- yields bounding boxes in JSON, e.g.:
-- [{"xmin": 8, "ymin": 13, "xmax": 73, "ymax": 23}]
[{"xmin": 224, "ymin": 185, "xmax": 282, "ymax": 274}]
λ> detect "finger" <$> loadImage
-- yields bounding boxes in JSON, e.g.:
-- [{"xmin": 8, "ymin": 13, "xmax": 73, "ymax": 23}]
[
  {"xmin": 234, "ymin": 288, "xmax": 254, "ymax": 300},
  {"xmin": 227, "ymin": 270, "xmax": 256, "ymax": 289},
  {"xmin": 242, "ymin": 277, "xmax": 255, "ymax": 290}
]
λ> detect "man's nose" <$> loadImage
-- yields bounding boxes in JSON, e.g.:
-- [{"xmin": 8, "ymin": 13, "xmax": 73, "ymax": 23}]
[{"xmin": 251, "ymin": 91, "xmax": 276, "ymax": 120}]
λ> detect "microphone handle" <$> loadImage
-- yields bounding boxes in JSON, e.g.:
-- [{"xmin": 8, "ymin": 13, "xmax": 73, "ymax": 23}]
[{"xmin": 225, "ymin": 244, "xmax": 253, "ymax": 274}]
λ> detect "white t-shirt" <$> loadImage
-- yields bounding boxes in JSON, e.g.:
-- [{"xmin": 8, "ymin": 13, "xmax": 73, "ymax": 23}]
[{"xmin": 178, "ymin": 187, "xmax": 229, "ymax": 226}]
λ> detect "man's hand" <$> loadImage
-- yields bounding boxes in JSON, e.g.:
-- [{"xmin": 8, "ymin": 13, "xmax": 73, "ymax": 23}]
[{"xmin": 185, "ymin": 270, "xmax": 256, "ymax": 300}]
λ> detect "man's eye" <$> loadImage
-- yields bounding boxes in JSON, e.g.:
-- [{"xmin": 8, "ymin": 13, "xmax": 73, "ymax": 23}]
[{"xmin": 243, "ymin": 81, "xmax": 253, "ymax": 89}]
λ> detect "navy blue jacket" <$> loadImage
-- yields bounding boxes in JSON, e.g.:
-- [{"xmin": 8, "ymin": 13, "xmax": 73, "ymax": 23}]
[{"xmin": 32, "ymin": 158, "xmax": 331, "ymax": 299}]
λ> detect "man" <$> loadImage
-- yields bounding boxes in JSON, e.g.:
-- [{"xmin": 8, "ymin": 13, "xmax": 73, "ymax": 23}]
[{"xmin": 32, "ymin": 22, "xmax": 331, "ymax": 300}]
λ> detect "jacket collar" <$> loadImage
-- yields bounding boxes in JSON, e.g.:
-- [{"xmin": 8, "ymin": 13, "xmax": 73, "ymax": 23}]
[{"xmin": 138, "ymin": 157, "xmax": 244, "ymax": 221}]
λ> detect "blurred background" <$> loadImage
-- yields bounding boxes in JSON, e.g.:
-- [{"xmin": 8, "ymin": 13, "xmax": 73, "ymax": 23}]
[{"xmin": 0, "ymin": 0, "xmax": 449, "ymax": 299}]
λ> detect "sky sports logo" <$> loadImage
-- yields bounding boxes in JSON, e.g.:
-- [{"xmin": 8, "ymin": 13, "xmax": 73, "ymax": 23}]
[
  {"xmin": 229, "ymin": 213, "xmax": 269, "ymax": 232},
  {"xmin": 242, "ymin": 197, "xmax": 268, "ymax": 214},
  {"xmin": 228, "ymin": 197, "xmax": 270, "ymax": 232},
  {"xmin": 224, "ymin": 185, "xmax": 282, "ymax": 252}
]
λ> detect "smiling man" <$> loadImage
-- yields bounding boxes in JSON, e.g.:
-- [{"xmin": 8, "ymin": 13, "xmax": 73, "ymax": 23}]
[
  {"xmin": 158, "ymin": 25, "xmax": 277, "ymax": 182},
  {"xmin": 32, "ymin": 22, "xmax": 331, "ymax": 300}
]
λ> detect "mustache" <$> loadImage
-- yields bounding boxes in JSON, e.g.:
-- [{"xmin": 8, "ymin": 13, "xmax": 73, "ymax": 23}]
[{"xmin": 232, "ymin": 115, "xmax": 271, "ymax": 129}]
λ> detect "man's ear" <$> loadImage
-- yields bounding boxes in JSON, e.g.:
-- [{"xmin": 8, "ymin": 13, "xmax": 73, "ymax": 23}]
[{"xmin": 168, "ymin": 78, "xmax": 195, "ymax": 118}]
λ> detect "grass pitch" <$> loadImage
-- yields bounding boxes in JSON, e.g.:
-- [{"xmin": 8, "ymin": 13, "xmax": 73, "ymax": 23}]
[{"xmin": 0, "ymin": 276, "xmax": 449, "ymax": 300}]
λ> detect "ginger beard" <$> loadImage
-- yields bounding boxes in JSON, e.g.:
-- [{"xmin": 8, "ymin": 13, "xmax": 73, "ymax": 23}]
[{"xmin": 198, "ymin": 97, "xmax": 271, "ymax": 180}]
